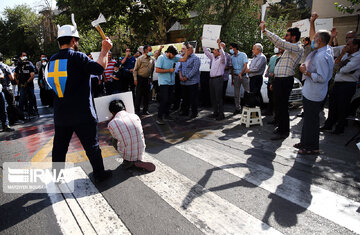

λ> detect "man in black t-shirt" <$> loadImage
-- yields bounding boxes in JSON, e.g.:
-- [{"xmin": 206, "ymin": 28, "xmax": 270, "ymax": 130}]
[
  {"xmin": 14, "ymin": 52, "xmax": 37, "ymax": 116},
  {"xmin": 47, "ymin": 19, "xmax": 113, "ymax": 182},
  {"xmin": 110, "ymin": 63, "xmax": 128, "ymax": 93}
]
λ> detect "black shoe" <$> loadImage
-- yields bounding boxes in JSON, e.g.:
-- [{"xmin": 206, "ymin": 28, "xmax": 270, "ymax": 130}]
[
  {"xmin": 270, "ymin": 133, "xmax": 289, "ymax": 141},
  {"xmin": 163, "ymin": 115, "xmax": 174, "ymax": 121},
  {"xmin": 297, "ymin": 112, "xmax": 304, "ymax": 117},
  {"xmin": 3, "ymin": 125, "xmax": 15, "ymax": 132},
  {"xmin": 319, "ymin": 125, "xmax": 332, "ymax": 131},
  {"xmin": 233, "ymin": 109, "xmax": 241, "ymax": 115},
  {"xmin": 93, "ymin": 170, "xmax": 112, "ymax": 183},
  {"xmin": 216, "ymin": 113, "xmax": 225, "ymax": 121}
]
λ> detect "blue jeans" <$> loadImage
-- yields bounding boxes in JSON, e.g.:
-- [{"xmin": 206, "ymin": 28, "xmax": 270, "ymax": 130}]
[{"xmin": 0, "ymin": 91, "xmax": 9, "ymax": 128}]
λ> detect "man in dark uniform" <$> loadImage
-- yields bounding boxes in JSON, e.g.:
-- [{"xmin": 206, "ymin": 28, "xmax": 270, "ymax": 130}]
[
  {"xmin": 47, "ymin": 16, "xmax": 112, "ymax": 182},
  {"xmin": 121, "ymin": 48, "xmax": 136, "ymax": 98},
  {"xmin": 14, "ymin": 52, "xmax": 38, "ymax": 117}
]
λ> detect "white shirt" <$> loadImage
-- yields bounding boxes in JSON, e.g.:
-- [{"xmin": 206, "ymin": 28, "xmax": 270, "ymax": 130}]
[
  {"xmin": 334, "ymin": 50, "xmax": 360, "ymax": 83},
  {"xmin": 108, "ymin": 111, "xmax": 145, "ymax": 161}
]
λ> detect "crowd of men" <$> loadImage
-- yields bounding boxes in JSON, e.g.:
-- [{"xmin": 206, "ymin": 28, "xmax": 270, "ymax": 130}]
[{"xmin": 0, "ymin": 12, "xmax": 359, "ymax": 164}]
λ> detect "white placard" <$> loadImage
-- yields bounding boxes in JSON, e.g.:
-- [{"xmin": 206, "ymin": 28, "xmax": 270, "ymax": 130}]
[
  {"xmin": 90, "ymin": 52, "xmax": 101, "ymax": 61},
  {"xmin": 292, "ymin": 19, "xmax": 310, "ymax": 38},
  {"xmin": 195, "ymin": 53, "xmax": 211, "ymax": 72},
  {"xmin": 94, "ymin": 92, "xmax": 134, "ymax": 123},
  {"xmin": 315, "ymin": 18, "xmax": 333, "ymax": 32},
  {"xmin": 261, "ymin": 3, "xmax": 268, "ymax": 39},
  {"xmin": 202, "ymin": 24, "xmax": 222, "ymax": 49}
]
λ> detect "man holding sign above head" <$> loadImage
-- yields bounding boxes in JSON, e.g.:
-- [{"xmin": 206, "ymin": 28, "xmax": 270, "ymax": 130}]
[
  {"xmin": 47, "ymin": 14, "xmax": 113, "ymax": 182},
  {"xmin": 155, "ymin": 45, "xmax": 188, "ymax": 125},
  {"xmin": 203, "ymin": 38, "xmax": 227, "ymax": 121},
  {"xmin": 260, "ymin": 21, "xmax": 303, "ymax": 140}
]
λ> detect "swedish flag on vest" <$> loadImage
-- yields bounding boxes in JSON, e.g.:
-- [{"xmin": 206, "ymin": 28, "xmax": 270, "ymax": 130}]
[{"xmin": 46, "ymin": 59, "xmax": 68, "ymax": 98}]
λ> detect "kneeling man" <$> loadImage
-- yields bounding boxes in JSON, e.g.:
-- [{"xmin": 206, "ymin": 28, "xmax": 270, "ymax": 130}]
[{"xmin": 108, "ymin": 99, "xmax": 155, "ymax": 172}]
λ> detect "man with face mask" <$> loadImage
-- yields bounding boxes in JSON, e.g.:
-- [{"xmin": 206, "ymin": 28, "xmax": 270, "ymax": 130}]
[
  {"xmin": 133, "ymin": 45, "xmax": 155, "ymax": 115},
  {"xmin": 47, "ymin": 15, "xmax": 113, "ymax": 182},
  {"xmin": 38, "ymin": 56, "xmax": 53, "ymax": 107},
  {"xmin": 296, "ymin": 30, "xmax": 334, "ymax": 154},
  {"xmin": 229, "ymin": 43, "xmax": 249, "ymax": 115},
  {"xmin": 14, "ymin": 51, "xmax": 37, "ymax": 117},
  {"xmin": 155, "ymin": 45, "xmax": 188, "ymax": 125}
]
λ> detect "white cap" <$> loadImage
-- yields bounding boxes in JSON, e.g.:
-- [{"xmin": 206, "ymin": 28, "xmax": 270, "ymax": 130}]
[
  {"xmin": 274, "ymin": 47, "xmax": 279, "ymax": 54},
  {"xmin": 57, "ymin": 14, "xmax": 80, "ymax": 39}
]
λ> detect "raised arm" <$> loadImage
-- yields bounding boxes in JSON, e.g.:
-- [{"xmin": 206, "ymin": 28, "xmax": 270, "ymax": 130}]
[
  {"xmin": 154, "ymin": 45, "xmax": 164, "ymax": 59},
  {"xmin": 309, "ymin": 12, "xmax": 318, "ymax": 41},
  {"xmin": 328, "ymin": 28, "xmax": 338, "ymax": 46},
  {"xmin": 96, "ymin": 38, "xmax": 113, "ymax": 69},
  {"xmin": 260, "ymin": 21, "xmax": 302, "ymax": 53},
  {"xmin": 178, "ymin": 48, "xmax": 189, "ymax": 62}
]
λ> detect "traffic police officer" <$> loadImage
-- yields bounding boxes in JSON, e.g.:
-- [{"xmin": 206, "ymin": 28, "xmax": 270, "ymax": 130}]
[{"xmin": 47, "ymin": 14, "xmax": 112, "ymax": 182}]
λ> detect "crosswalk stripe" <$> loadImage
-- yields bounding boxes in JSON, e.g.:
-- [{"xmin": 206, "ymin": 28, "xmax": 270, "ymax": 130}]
[
  {"xmin": 48, "ymin": 167, "xmax": 131, "ymax": 235},
  {"xmin": 175, "ymin": 141, "xmax": 360, "ymax": 234},
  {"xmin": 136, "ymin": 153, "xmax": 283, "ymax": 234}
]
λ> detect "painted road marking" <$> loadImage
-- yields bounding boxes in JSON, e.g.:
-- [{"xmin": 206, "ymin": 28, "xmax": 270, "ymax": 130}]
[
  {"xmin": 136, "ymin": 153, "xmax": 282, "ymax": 235},
  {"xmin": 31, "ymin": 137, "xmax": 54, "ymax": 162},
  {"xmin": 48, "ymin": 167, "xmax": 130, "ymax": 235},
  {"xmin": 31, "ymin": 137, "xmax": 118, "ymax": 163},
  {"xmin": 175, "ymin": 141, "xmax": 360, "ymax": 234}
]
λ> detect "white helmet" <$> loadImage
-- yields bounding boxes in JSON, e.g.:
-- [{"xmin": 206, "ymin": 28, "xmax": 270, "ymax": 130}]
[{"xmin": 57, "ymin": 14, "xmax": 80, "ymax": 39}]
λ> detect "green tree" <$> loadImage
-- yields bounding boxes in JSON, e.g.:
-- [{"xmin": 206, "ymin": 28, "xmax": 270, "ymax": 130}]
[
  {"xmin": 335, "ymin": 0, "xmax": 360, "ymax": 14},
  {"xmin": 267, "ymin": 0, "xmax": 311, "ymax": 21},
  {"xmin": 0, "ymin": 4, "xmax": 42, "ymax": 62},
  {"xmin": 55, "ymin": 0, "xmax": 195, "ymax": 52},
  {"xmin": 186, "ymin": 0, "xmax": 289, "ymax": 57}
]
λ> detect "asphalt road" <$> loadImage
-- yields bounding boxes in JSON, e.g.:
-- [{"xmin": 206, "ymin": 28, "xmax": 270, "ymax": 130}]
[{"xmin": 0, "ymin": 79, "xmax": 359, "ymax": 235}]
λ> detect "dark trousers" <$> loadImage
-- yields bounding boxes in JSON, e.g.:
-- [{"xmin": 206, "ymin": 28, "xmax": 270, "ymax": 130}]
[
  {"xmin": 266, "ymin": 83, "xmax": 274, "ymax": 114},
  {"xmin": 324, "ymin": 82, "xmax": 357, "ymax": 132},
  {"xmin": 124, "ymin": 71, "xmax": 135, "ymax": 98},
  {"xmin": 135, "ymin": 76, "xmax": 150, "ymax": 113},
  {"xmin": 222, "ymin": 80, "xmax": 228, "ymax": 100},
  {"xmin": 200, "ymin": 72, "xmax": 211, "ymax": 107},
  {"xmin": 172, "ymin": 73, "xmax": 181, "ymax": 110},
  {"xmin": 19, "ymin": 86, "xmax": 36, "ymax": 114},
  {"xmin": 249, "ymin": 75, "xmax": 263, "ymax": 104},
  {"xmin": 0, "ymin": 91, "xmax": 9, "ymax": 128},
  {"xmin": 301, "ymin": 96, "xmax": 322, "ymax": 150},
  {"xmin": 181, "ymin": 83, "xmax": 199, "ymax": 116},
  {"xmin": 158, "ymin": 85, "xmax": 174, "ymax": 119},
  {"xmin": 272, "ymin": 76, "xmax": 294, "ymax": 134},
  {"xmin": 52, "ymin": 123, "xmax": 105, "ymax": 174},
  {"xmin": 209, "ymin": 76, "xmax": 224, "ymax": 114},
  {"xmin": 104, "ymin": 81, "xmax": 113, "ymax": 95}
]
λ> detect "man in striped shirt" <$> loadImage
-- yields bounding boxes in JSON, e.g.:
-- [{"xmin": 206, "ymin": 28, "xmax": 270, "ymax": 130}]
[
  {"xmin": 104, "ymin": 51, "xmax": 117, "ymax": 95},
  {"xmin": 108, "ymin": 99, "xmax": 155, "ymax": 172},
  {"xmin": 260, "ymin": 21, "xmax": 304, "ymax": 140}
]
